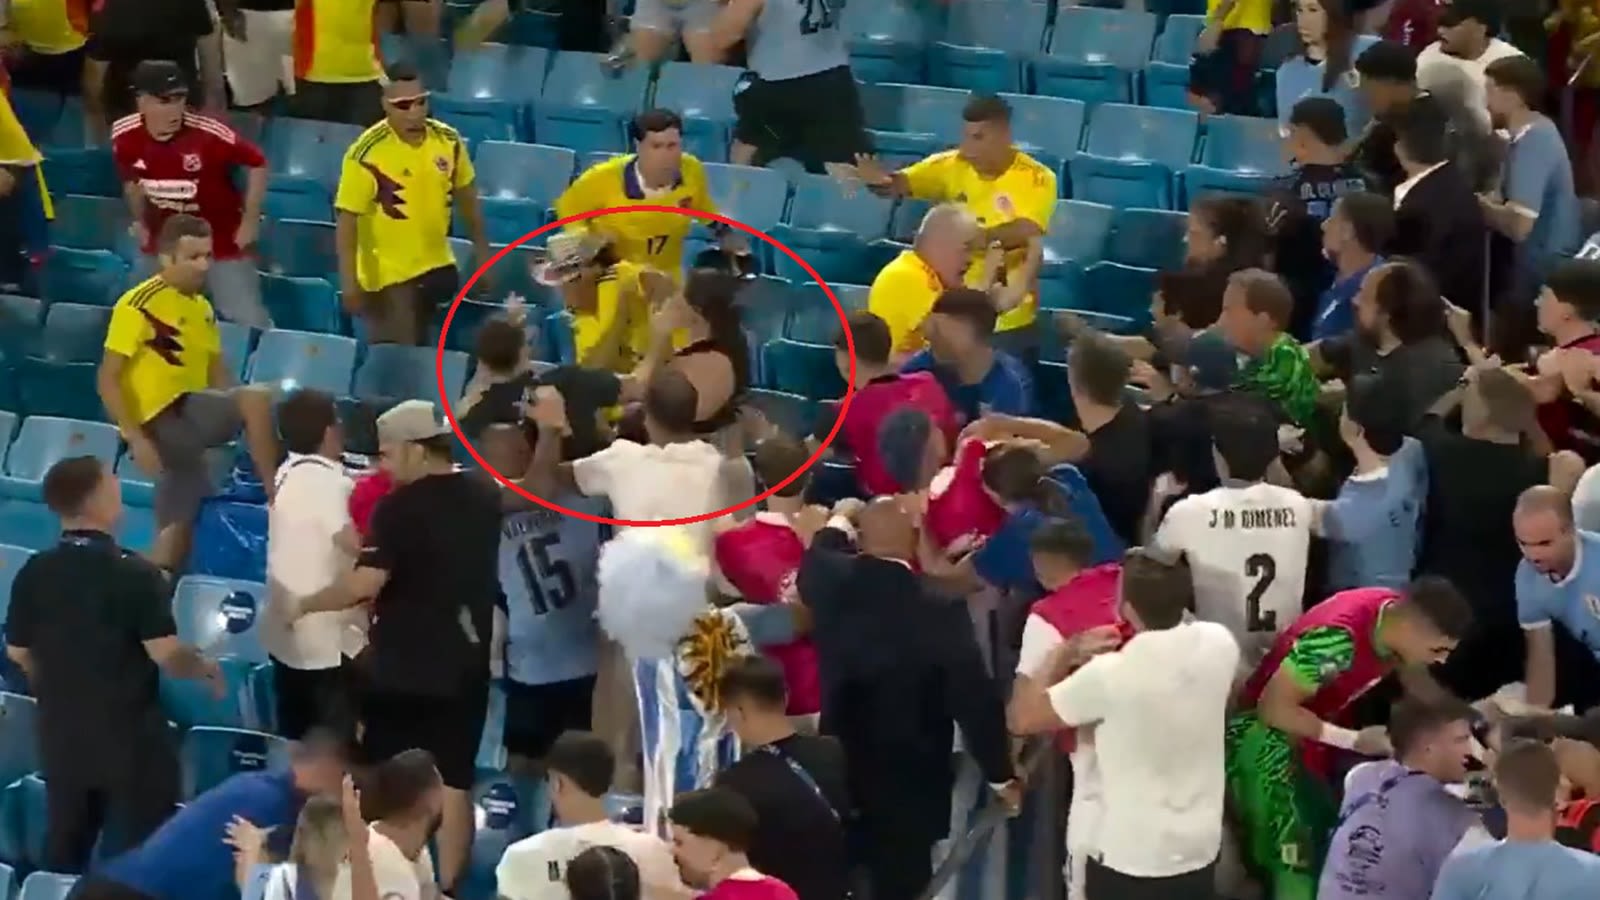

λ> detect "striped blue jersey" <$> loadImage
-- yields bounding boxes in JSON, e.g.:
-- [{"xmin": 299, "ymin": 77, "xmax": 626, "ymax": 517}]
[{"xmin": 501, "ymin": 494, "xmax": 613, "ymax": 686}]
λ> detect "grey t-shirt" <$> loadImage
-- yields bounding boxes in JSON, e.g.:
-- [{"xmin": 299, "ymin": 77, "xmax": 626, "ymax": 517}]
[
  {"xmin": 746, "ymin": 0, "xmax": 849, "ymax": 81},
  {"xmin": 1324, "ymin": 333, "xmax": 1465, "ymax": 433},
  {"xmin": 1319, "ymin": 761, "xmax": 1480, "ymax": 900}
]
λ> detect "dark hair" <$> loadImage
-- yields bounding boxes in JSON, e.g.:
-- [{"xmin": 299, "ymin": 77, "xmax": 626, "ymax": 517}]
[
  {"xmin": 157, "ymin": 213, "xmax": 211, "ymax": 255},
  {"xmin": 631, "ymin": 108, "xmax": 683, "ymax": 141},
  {"xmin": 1371, "ymin": 260, "xmax": 1447, "ymax": 344},
  {"xmin": 1288, "ymin": 96, "xmax": 1349, "ymax": 146},
  {"xmin": 930, "ymin": 288, "xmax": 998, "ymax": 336},
  {"xmin": 1333, "ymin": 192, "xmax": 1395, "ymax": 253},
  {"xmin": 43, "ymin": 456, "xmax": 107, "ymax": 517},
  {"xmin": 1068, "ymin": 331, "xmax": 1131, "ymax": 406},
  {"xmin": 1344, "ymin": 373, "xmax": 1406, "ymax": 454},
  {"xmin": 475, "ymin": 318, "xmax": 525, "ymax": 375},
  {"xmin": 362, "ymin": 749, "xmax": 441, "ymax": 821},
  {"xmin": 1494, "ymin": 739, "xmax": 1563, "ymax": 813},
  {"xmin": 545, "ymin": 731, "xmax": 614, "ymax": 798},
  {"xmin": 668, "ymin": 789, "xmax": 759, "ymax": 853},
  {"xmin": 1293, "ymin": 0, "xmax": 1357, "ymax": 92},
  {"xmin": 718, "ymin": 654, "xmax": 789, "ymax": 711},
  {"xmin": 566, "ymin": 846, "xmax": 642, "ymax": 900},
  {"xmin": 683, "ymin": 268, "xmax": 751, "ymax": 394},
  {"xmin": 1544, "ymin": 258, "xmax": 1600, "ymax": 322},
  {"xmin": 1028, "ymin": 518, "xmax": 1095, "ymax": 570},
  {"xmin": 752, "ymin": 434, "xmax": 811, "ymax": 498},
  {"xmin": 1209, "ymin": 396, "xmax": 1280, "ymax": 482},
  {"xmin": 1229, "ymin": 268, "xmax": 1295, "ymax": 331},
  {"xmin": 1402, "ymin": 575, "xmax": 1475, "ymax": 640},
  {"xmin": 277, "ymin": 389, "xmax": 339, "ymax": 456},
  {"xmin": 1389, "ymin": 696, "xmax": 1475, "ymax": 759},
  {"xmin": 382, "ymin": 60, "xmax": 422, "ymax": 85},
  {"xmin": 962, "ymin": 93, "xmax": 1012, "ymax": 125},
  {"xmin": 1156, "ymin": 267, "xmax": 1224, "ymax": 330},
  {"xmin": 1354, "ymin": 39, "xmax": 1418, "ymax": 85},
  {"xmin": 839, "ymin": 310, "xmax": 892, "ymax": 366},
  {"xmin": 644, "ymin": 369, "xmax": 700, "ymax": 435},
  {"xmin": 1191, "ymin": 195, "xmax": 1270, "ymax": 274},
  {"xmin": 1119, "ymin": 546, "xmax": 1193, "ymax": 629},
  {"xmin": 1394, "ymin": 100, "xmax": 1452, "ymax": 166},
  {"xmin": 981, "ymin": 444, "xmax": 1067, "ymax": 514},
  {"xmin": 1484, "ymin": 55, "xmax": 1545, "ymax": 111}
]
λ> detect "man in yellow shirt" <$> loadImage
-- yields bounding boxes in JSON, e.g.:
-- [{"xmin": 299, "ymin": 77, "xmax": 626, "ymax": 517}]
[
  {"xmin": 853, "ymin": 94, "xmax": 1056, "ymax": 360},
  {"xmin": 536, "ymin": 231, "xmax": 676, "ymax": 372},
  {"xmin": 334, "ymin": 62, "xmax": 489, "ymax": 346},
  {"xmin": 0, "ymin": 0, "xmax": 90, "ymax": 97},
  {"xmin": 289, "ymin": 0, "xmax": 383, "ymax": 124},
  {"xmin": 554, "ymin": 109, "xmax": 744, "ymax": 282},
  {"xmin": 866, "ymin": 203, "xmax": 980, "ymax": 360},
  {"xmin": 96, "ymin": 214, "xmax": 279, "ymax": 571}
]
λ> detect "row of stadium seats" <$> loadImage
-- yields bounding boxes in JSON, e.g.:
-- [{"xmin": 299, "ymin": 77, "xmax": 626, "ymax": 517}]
[{"xmin": 0, "ymin": 867, "xmax": 73, "ymax": 900}]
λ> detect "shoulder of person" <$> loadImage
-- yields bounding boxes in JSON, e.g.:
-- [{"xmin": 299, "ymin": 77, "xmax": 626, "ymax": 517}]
[
  {"xmin": 424, "ymin": 118, "xmax": 465, "ymax": 146},
  {"xmin": 343, "ymin": 121, "xmax": 396, "ymax": 163}
]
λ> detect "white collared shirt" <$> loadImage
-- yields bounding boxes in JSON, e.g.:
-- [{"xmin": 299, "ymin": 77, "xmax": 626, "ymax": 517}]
[
  {"xmin": 1416, "ymin": 39, "xmax": 1525, "ymax": 128},
  {"xmin": 264, "ymin": 452, "xmax": 363, "ymax": 670},
  {"xmin": 1393, "ymin": 161, "xmax": 1449, "ymax": 209}
]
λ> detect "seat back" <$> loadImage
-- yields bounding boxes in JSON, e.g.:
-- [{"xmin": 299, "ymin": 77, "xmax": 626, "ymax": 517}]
[
  {"xmin": 354, "ymin": 344, "xmax": 472, "ymax": 403},
  {"xmin": 3, "ymin": 417, "xmax": 119, "ymax": 481},
  {"xmin": 1049, "ymin": 7, "xmax": 1158, "ymax": 68},
  {"xmin": 1083, "ymin": 103, "xmax": 1200, "ymax": 169},
  {"xmin": 788, "ymin": 174, "xmax": 894, "ymax": 238},
  {"xmin": 1004, "ymin": 93, "xmax": 1086, "ymax": 161},
  {"xmin": 1105, "ymin": 208, "xmax": 1189, "ymax": 270},
  {"xmin": 1153, "ymin": 14, "xmax": 1206, "ymax": 65},
  {"xmin": 1043, "ymin": 200, "xmax": 1116, "ymax": 269},
  {"xmin": 1201, "ymin": 115, "xmax": 1291, "ymax": 175},
  {"xmin": 475, "ymin": 141, "xmax": 577, "ymax": 206},
  {"xmin": 38, "ymin": 248, "xmax": 128, "ymax": 307},
  {"xmin": 246, "ymin": 329, "xmax": 359, "ymax": 394},
  {"xmin": 181, "ymin": 727, "xmax": 291, "ymax": 799},
  {"xmin": 260, "ymin": 274, "xmax": 343, "ymax": 335},
  {"xmin": 259, "ymin": 218, "xmax": 339, "ymax": 279},
  {"xmin": 264, "ymin": 118, "xmax": 365, "ymax": 190},
  {"xmin": 446, "ymin": 43, "xmax": 549, "ymax": 103},
  {"xmin": 172, "ymin": 576, "xmax": 272, "ymax": 663},
  {"xmin": 0, "ymin": 693, "xmax": 38, "ymax": 787},
  {"xmin": 700, "ymin": 164, "xmax": 790, "ymax": 234}
]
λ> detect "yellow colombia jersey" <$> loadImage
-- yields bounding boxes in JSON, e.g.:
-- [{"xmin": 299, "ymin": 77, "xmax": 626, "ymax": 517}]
[
  {"xmin": 293, "ymin": 0, "xmax": 381, "ymax": 83},
  {"xmin": 334, "ymin": 119, "xmax": 475, "ymax": 292},
  {"xmin": 554, "ymin": 153, "xmax": 717, "ymax": 280},
  {"xmin": 900, "ymin": 148, "xmax": 1057, "ymax": 334},
  {"xmin": 572, "ymin": 260, "xmax": 647, "ymax": 372},
  {"xmin": 104, "ymin": 276, "xmax": 221, "ymax": 427},
  {"xmin": 867, "ymin": 249, "xmax": 945, "ymax": 355},
  {"xmin": 1208, "ymin": 0, "xmax": 1272, "ymax": 35},
  {"xmin": 5, "ymin": 0, "xmax": 89, "ymax": 54}
]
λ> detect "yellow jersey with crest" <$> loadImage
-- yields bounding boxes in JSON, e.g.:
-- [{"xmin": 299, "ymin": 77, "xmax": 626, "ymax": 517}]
[
  {"xmin": 900, "ymin": 148, "xmax": 1057, "ymax": 333},
  {"xmin": 103, "ymin": 276, "xmax": 221, "ymax": 427},
  {"xmin": 553, "ymin": 154, "xmax": 718, "ymax": 282}
]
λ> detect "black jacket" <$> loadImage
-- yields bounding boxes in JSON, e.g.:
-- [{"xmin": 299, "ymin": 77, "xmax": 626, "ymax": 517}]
[{"xmin": 1389, "ymin": 161, "xmax": 1492, "ymax": 314}]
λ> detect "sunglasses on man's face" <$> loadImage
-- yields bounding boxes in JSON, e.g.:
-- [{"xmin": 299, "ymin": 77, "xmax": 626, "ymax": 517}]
[{"xmin": 385, "ymin": 92, "xmax": 430, "ymax": 111}]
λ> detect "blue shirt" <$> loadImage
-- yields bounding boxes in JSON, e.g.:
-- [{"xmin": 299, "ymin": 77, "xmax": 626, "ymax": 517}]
[
  {"xmin": 1431, "ymin": 839, "xmax": 1600, "ymax": 900},
  {"xmin": 1515, "ymin": 529, "xmax": 1600, "ymax": 662},
  {"xmin": 1312, "ymin": 258, "xmax": 1383, "ymax": 342},
  {"xmin": 1275, "ymin": 35, "xmax": 1381, "ymax": 135},
  {"xmin": 501, "ymin": 495, "xmax": 611, "ymax": 686},
  {"xmin": 99, "ymin": 770, "xmax": 303, "ymax": 900},
  {"xmin": 973, "ymin": 465, "xmax": 1127, "ymax": 595},
  {"xmin": 1325, "ymin": 438, "xmax": 1427, "ymax": 592},
  {"xmin": 1504, "ymin": 116, "xmax": 1583, "ymax": 292},
  {"xmin": 901, "ymin": 349, "xmax": 1035, "ymax": 424}
]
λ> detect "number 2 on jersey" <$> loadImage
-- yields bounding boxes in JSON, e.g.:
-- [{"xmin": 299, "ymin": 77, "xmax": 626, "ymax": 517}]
[
  {"xmin": 798, "ymin": 0, "xmax": 835, "ymax": 34},
  {"xmin": 516, "ymin": 533, "xmax": 576, "ymax": 615},
  {"xmin": 1244, "ymin": 553, "xmax": 1278, "ymax": 633}
]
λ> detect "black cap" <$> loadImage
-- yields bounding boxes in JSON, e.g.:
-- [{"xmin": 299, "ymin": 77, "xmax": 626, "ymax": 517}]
[
  {"xmin": 1438, "ymin": 0, "xmax": 1503, "ymax": 31},
  {"xmin": 131, "ymin": 60, "xmax": 188, "ymax": 98}
]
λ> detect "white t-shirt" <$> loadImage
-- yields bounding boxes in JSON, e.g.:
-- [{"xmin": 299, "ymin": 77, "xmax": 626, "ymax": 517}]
[
  {"xmin": 1047, "ymin": 621, "xmax": 1239, "ymax": 879},
  {"xmin": 572, "ymin": 439, "xmax": 727, "ymax": 547},
  {"xmin": 1153, "ymin": 481, "xmax": 1311, "ymax": 662},
  {"xmin": 264, "ymin": 452, "xmax": 364, "ymax": 669},
  {"xmin": 496, "ymin": 820, "xmax": 683, "ymax": 900},
  {"xmin": 330, "ymin": 827, "xmax": 436, "ymax": 900},
  {"xmin": 1572, "ymin": 464, "xmax": 1600, "ymax": 533},
  {"xmin": 1416, "ymin": 39, "xmax": 1525, "ymax": 127}
]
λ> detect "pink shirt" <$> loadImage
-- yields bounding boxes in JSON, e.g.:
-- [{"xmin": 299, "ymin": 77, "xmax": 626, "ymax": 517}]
[{"xmin": 348, "ymin": 470, "xmax": 395, "ymax": 537}]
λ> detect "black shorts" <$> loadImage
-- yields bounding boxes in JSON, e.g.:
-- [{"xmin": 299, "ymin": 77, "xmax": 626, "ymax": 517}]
[
  {"xmin": 502, "ymin": 675, "xmax": 597, "ymax": 762},
  {"xmin": 8, "ymin": 47, "xmax": 87, "ymax": 96},
  {"xmin": 733, "ymin": 64, "xmax": 867, "ymax": 172},
  {"xmin": 364, "ymin": 262, "xmax": 461, "ymax": 346},
  {"xmin": 273, "ymin": 658, "xmax": 358, "ymax": 744},
  {"xmin": 287, "ymin": 78, "xmax": 383, "ymax": 127},
  {"xmin": 361, "ymin": 677, "xmax": 489, "ymax": 790}
]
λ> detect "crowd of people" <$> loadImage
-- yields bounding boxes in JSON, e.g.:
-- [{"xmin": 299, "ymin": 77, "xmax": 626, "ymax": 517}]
[{"xmin": 10, "ymin": 1, "xmax": 1600, "ymax": 900}]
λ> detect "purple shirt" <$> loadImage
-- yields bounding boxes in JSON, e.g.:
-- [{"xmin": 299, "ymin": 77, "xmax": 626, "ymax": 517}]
[{"xmin": 1317, "ymin": 761, "xmax": 1478, "ymax": 900}]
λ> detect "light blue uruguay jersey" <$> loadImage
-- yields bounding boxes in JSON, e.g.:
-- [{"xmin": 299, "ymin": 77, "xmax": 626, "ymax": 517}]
[
  {"xmin": 1517, "ymin": 528, "xmax": 1600, "ymax": 663},
  {"xmin": 502, "ymin": 494, "xmax": 614, "ymax": 686},
  {"xmin": 1325, "ymin": 437, "xmax": 1427, "ymax": 592}
]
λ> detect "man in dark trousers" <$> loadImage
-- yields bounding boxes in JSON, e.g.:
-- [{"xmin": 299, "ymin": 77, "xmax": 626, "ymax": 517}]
[{"xmin": 796, "ymin": 497, "xmax": 1018, "ymax": 900}]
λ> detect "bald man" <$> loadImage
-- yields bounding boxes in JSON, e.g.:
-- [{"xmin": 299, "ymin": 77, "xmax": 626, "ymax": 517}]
[
  {"xmin": 1514, "ymin": 485, "xmax": 1600, "ymax": 711},
  {"xmin": 866, "ymin": 203, "xmax": 980, "ymax": 360}
]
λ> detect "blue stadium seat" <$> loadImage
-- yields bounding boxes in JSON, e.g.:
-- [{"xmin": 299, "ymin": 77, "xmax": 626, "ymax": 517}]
[
  {"xmin": 259, "ymin": 218, "xmax": 339, "ymax": 279},
  {"xmin": 0, "ymin": 296, "xmax": 43, "ymax": 360},
  {"xmin": 446, "ymin": 43, "xmax": 549, "ymax": 107},
  {"xmin": 0, "ymin": 502, "xmax": 57, "ymax": 552},
  {"xmin": 1001, "ymin": 93, "xmax": 1086, "ymax": 173},
  {"xmin": 38, "ymin": 248, "xmax": 128, "ymax": 307},
  {"xmin": 17, "ymin": 872, "xmax": 75, "ymax": 900},
  {"xmin": 1067, "ymin": 104, "xmax": 1199, "ymax": 209},
  {"xmin": 161, "ymin": 656, "xmax": 259, "ymax": 731},
  {"xmin": 181, "ymin": 727, "xmax": 290, "ymax": 799},
  {"xmin": 1035, "ymin": 7, "xmax": 1158, "ymax": 105},
  {"xmin": 218, "ymin": 322, "xmax": 253, "ymax": 379},
  {"xmin": 1105, "ymin": 208, "xmax": 1188, "ymax": 271},
  {"xmin": 769, "ymin": 175, "xmax": 893, "ymax": 284},
  {"xmin": 173, "ymin": 576, "xmax": 271, "ymax": 664},
  {"xmin": 1184, "ymin": 115, "xmax": 1290, "ymax": 202},
  {"xmin": 38, "ymin": 303, "xmax": 111, "ymax": 364},
  {"xmin": 114, "ymin": 447, "xmax": 156, "ymax": 508},
  {"xmin": 696, "ymin": 164, "xmax": 789, "ymax": 241},
  {"xmin": 119, "ymin": 505, "xmax": 156, "ymax": 555},
  {"xmin": 532, "ymin": 52, "xmax": 650, "ymax": 155},
  {"xmin": 264, "ymin": 118, "xmax": 365, "ymax": 192},
  {"xmin": 762, "ymin": 339, "xmax": 845, "ymax": 398},
  {"xmin": 1039, "ymin": 200, "xmax": 1115, "ymax": 310},
  {"xmin": 50, "ymin": 194, "xmax": 131, "ymax": 253},
  {"xmin": 432, "ymin": 95, "xmax": 520, "ymax": 147},
  {"xmin": 0, "ymin": 417, "xmax": 119, "ymax": 502},
  {"xmin": 45, "ymin": 97, "xmax": 88, "ymax": 149},
  {"xmin": 870, "ymin": 83, "xmax": 966, "ymax": 158},
  {"xmin": 260, "ymin": 274, "xmax": 343, "ymax": 335},
  {"xmin": 887, "ymin": 199, "xmax": 930, "ymax": 243},
  {"xmin": 12, "ymin": 356, "xmax": 101, "ymax": 421},
  {"xmin": 40, "ymin": 148, "xmax": 119, "ymax": 197},
  {"xmin": 354, "ymin": 344, "xmax": 472, "ymax": 404},
  {"xmin": 246, "ymin": 329, "xmax": 359, "ymax": 394},
  {"xmin": 927, "ymin": 0, "xmax": 1047, "ymax": 94},
  {"xmin": 441, "ymin": 298, "xmax": 510, "ymax": 354},
  {"xmin": 472, "ymin": 196, "xmax": 548, "ymax": 244},
  {"xmin": 745, "ymin": 388, "xmax": 815, "ymax": 438},
  {"xmin": 0, "ymin": 542, "xmax": 32, "ymax": 621},
  {"xmin": 463, "ymin": 774, "xmax": 541, "ymax": 900},
  {"xmin": 247, "ymin": 662, "xmax": 276, "ymax": 735},
  {"xmin": 1, "ymin": 775, "xmax": 47, "ymax": 870},
  {"xmin": 475, "ymin": 141, "xmax": 576, "ymax": 211},
  {"xmin": 0, "ymin": 862, "xmax": 14, "ymax": 900},
  {"xmin": 1082, "ymin": 261, "xmax": 1158, "ymax": 325},
  {"xmin": 9, "ymin": 90, "xmax": 60, "ymax": 139},
  {"xmin": 785, "ymin": 282, "xmax": 862, "ymax": 343},
  {"xmin": 1145, "ymin": 14, "xmax": 1206, "ymax": 110},
  {"xmin": 653, "ymin": 63, "xmax": 745, "ymax": 163},
  {"xmin": 0, "ymin": 694, "xmax": 38, "ymax": 787},
  {"xmin": 262, "ymin": 176, "xmax": 334, "ymax": 223},
  {"xmin": 843, "ymin": 0, "xmax": 935, "ymax": 84}
]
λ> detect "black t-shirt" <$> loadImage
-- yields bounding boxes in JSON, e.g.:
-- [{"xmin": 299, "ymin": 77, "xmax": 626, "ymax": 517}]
[
  {"xmin": 360, "ymin": 471, "xmax": 503, "ymax": 696},
  {"xmin": 1321, "ymin": 333, "xmax": 1465, "ymax": 433},
  {"xmin": 715, "ymin": 734, "xmax": 850, "ymax": 900},
  {"xmin": 459, "ymin": 366, "xmax": 623, "ymax": 459},
  {"xmin": 1078, "ymin": 402, "xmax": 1154, "ymax": 546},
  {"xmin": 1267, "ymin": 162, "xmax": 1371, "ymax": 334},
  {"xmin": 90, "ymin": 0, "xmax": 214, "ymax": 64},
  {"xmin": 6, "ymin": 531, "xmax": 174, "ymax": 773},
  {"xmin": 1149, "ymin": 390, "xmax": 1281, "ymax": 498}
]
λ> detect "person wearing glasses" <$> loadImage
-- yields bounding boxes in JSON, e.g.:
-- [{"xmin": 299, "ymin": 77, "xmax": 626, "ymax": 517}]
[{"xmin": 333, "ymin": 61, "xmax": 489, "ymax": 346}]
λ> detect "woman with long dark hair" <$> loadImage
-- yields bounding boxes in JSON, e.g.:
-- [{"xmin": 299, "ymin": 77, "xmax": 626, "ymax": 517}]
[{"xmin": 1275, "ymin": 0, "xmax": 1381, "ymax": 136}]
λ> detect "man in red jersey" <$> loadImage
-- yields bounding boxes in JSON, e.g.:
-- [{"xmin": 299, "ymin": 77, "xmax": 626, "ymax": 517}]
[
  {"xmin": 111, "ymin": 61, "xmax": 269, "ymax": 329},
  {"xmin": 814, "ymin": 311, "xmax": 958, "ymax": 497},
  {"xmin": 1224, "ymin": 579, "xmax": 1475, "ymax": 900},
  {"xmin": 714, "ymin": 436, "xmax": 822, "ymax": 725}
]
